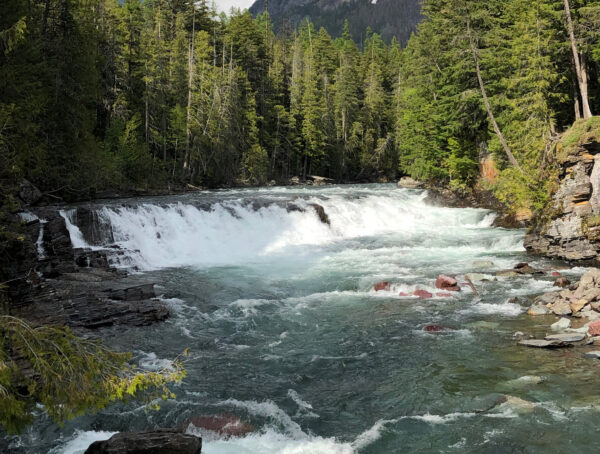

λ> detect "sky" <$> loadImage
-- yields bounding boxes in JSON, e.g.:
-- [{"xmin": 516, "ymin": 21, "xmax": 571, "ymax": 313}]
[{"xmin": 214, "ymin": 0, "xmax": 255, "ymax": 13}]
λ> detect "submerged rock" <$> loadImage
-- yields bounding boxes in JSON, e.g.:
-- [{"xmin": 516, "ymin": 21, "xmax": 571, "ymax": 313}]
[
  {"xmin": 471, "ymin": 260, "xmax": 495, "ymax": 269},
  {"xmin": 434, "ymin": 274, "xmax": 460, "ymax": 292},
  {"xmin": 84, "ymin": 430, "xmax": 201, "ymax": 454},
  {"xmin": 518, "ymin": 339, "xmax": 570, "ymax": 348},
  {"xmin": 182, "ymin": 414, "xmax": 254, "ymax": 439},
  {"xmin": 413, "ymin": 290, "xmax": 433, "ymax": 299},
  {"xmin": 373, "ymin": 281, "xmax": 391, "ymax": 292},
  {"xmin": 545, "ymin": 333, "xmax": 586, "ymax": 343},
  {"xmin": 423, "ymin": 324, "xmax": 449, "ymax": 333}
]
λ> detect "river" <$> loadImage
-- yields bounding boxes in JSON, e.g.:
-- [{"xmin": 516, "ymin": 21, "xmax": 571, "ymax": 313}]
[{"xmin": 9, "ymin": 184, "xmax": 599, "ymax": 453}]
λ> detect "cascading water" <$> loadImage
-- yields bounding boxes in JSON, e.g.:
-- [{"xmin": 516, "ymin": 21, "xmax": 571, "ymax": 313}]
[{"xmin": 11, "ymin": 184, "xmax": 596, "ymax": 454}]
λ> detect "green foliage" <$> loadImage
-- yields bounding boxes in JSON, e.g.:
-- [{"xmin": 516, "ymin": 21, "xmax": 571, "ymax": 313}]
[
  {"xmin": 558, "ymin": 117, "xmax": 600, "ymax": 163},
  {"xmin": 0, "ymin": 316, "xmax": 187, "ymax": 434}
]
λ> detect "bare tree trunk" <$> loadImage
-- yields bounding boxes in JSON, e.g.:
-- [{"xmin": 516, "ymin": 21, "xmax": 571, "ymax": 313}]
[
  {"xmin": 183, "ymin": 7, "xmax": 196, "ymax": 175},
  {"xmin": 467, "ymin": 20, "xmax": 522, "ymax": 172},
  {"xmin": 574, "ymin": 80, "xmax": 582, "ymax": 120},
  {"xmin": 564, "ymin": 0, "xmax": 592, "ymax": 118}
]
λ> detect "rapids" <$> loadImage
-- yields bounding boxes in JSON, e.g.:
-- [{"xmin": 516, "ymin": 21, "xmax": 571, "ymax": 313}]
[{"xmin": 7, "ymin": 184, "xmax": 600, "ymax": 453}]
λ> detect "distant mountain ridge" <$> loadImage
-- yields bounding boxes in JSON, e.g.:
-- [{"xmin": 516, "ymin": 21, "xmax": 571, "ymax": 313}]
[{"xmin": 249, "ymin": 0, "xmax": 422, "ymax": 44}]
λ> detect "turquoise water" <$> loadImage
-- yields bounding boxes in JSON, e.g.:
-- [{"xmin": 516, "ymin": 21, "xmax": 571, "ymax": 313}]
[{"xmin": 8, "ymin": 184, "xmax": 599, "ymax": 453}]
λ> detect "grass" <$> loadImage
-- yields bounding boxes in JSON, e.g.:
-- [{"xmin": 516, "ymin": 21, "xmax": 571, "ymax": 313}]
[{"xmin": 556, "ymin": 116, "xmax": 600, "ymax": 164}]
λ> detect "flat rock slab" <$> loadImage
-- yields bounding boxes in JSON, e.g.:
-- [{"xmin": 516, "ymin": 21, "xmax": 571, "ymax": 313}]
[
  {"xmin": 583, "ymin": 351, "xmax": 600, "ymax": 359},
  {"xmin": 527, "ymin": 305, "xmax": 551, "ymax": 316},
  {"xmin": 545, "ymin": 333, "xmax": 586, "ymax": 343},
  {"xmin": 518, "ymin": 339, "xmax": 570, "ymax": 348}
]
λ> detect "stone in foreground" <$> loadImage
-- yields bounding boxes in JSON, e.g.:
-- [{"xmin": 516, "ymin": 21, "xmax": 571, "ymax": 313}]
[
  {"xmin": 84, "ymin": 430, "xmax": 201, "ymax": 454},
  {"xmin": 545, "ymin": 333, "xmax": 586, "ymax": 343},
  {"xmin": 583, "ymin": 351, "xmax": 600, "ymax": 359},
  {"xmin": 518, "ymin": 339, "xmax": 570, "ymax": 348},
  {"xmin": 527, "ymin": 305, "xmax": 551, "ymax": 316}
]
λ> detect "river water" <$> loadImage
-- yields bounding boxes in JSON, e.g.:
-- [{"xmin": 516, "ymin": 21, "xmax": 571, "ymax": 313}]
[{"xmin": 8, "ymin": 184, "xmax": 600, "ymax": 453}]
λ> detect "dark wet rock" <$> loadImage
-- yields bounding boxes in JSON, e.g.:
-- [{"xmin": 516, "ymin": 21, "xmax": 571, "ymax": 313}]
[
  {"xmin": 518, "ymin": 339, "xmax": 571, "ymax": 348},
  {"xmin": 309, "ymin": 203, "xmax": 330, "ymax": 225},
  {"xmin": 554, "ymin": 277, "xmax": 570, "ymax": 288},
  {"xmin": 84, "ymin": 429, "xmax": 201, "ymax": 454},
  {"xmin": 182, "ymin": 414, "xmax": 254, "ymax": 438},
  {"xmin": 373, "ymin": 281, "xmax": 391, "ymax": 292},
  {"xmin": 103, "ymin": 283, "xmax": 156, "ymax": 301},
  {"xmin": 413, "ymin": 290, "xmax": 433, "ymax": 299},
  {"xmin": 423, "ymin": 324, "xmax": 448, "ymax": 332},
  {"xmin": 18, "ymin": 179, "xmax": 43, "ymax": 206},
  {"xmin": 435, "ymin": 274, "xmax": 460, "ymax": 292},
  {"xmin": 71, "ymin": 207, "xmax": 114, "ymax": 245}
]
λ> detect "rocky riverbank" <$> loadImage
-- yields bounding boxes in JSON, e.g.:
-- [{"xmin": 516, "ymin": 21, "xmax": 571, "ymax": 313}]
[{"xmin": 525, "ymin": 119, "xmax": 600, "ymax": 262}]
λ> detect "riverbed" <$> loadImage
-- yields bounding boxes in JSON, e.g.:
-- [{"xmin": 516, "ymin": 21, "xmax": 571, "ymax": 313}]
[{"xmin": 8, "ymin": 184, "xmax": 598, "ymax": 453}]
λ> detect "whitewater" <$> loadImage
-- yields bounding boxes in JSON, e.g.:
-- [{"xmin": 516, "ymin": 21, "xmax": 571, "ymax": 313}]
[{"xmin": 9, "ymin": 183, "xmax": 600, "ymax": 453}]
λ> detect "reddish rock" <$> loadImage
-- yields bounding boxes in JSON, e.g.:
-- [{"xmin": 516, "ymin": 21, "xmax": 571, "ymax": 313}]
[
  {"xmin": 589, "ymin": 320, "xmax": 600, "ymax": 337},
  {"xmin": 435, "ymin": 275, "xmax": 461, "ymax": 292},
  {"xmin": 551, "ymin": 271, "xmax": 562, "ymax": 277},
  {"xmin": 398, "ymin": 292, "xmax": 410, "ymax": 297},
  {"xmin": 436, "ymin": 292, "xmax": 453, "ymax": 298},
  {"xmin": 374, "ymin": 281, "xmax": 391, "ymax": 292},
  {"xmin": 424, "ymin": 324, "xmax": 448, "ymax": 332},
  {"xmin": 413, "ymin": 290, "xmax": 433, "ymax": 299},
  {"xmin": 182, "ymin": 414, "xmax": 254, "ymax": 439},
  {"xmin": 553, "ymin": 277, "xmax": 570, "ymax": 288}
]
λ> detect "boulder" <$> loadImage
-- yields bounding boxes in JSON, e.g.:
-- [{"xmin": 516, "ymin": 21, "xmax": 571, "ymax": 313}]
[
  {"xmin": 588, "ymin": 320, "xmax": 600, "ymax": 336},
  {"xmin": 84, "ymin": 430, "xmax": 201, "ymax": 454},
  {"xmin": 413, "ymin": 290, "xmax": 433, "ymax": 299},
  {"xmin": 550, "ymin": 300, "xmax": 572, "ymax": 316},
  {"xmin": 397, "ymin": 176, "xmax": 423, "ymax": 189},
  {"xmin": 434, "ymin": 274, "xmax": 460, "ymax": 292},
  {"xmin": 583, "ymin": 351, "xmax": 600, "ymax": 359},
  {"xmin": 373, "ymin": 281, "xmax": 391, "ymax": 292},
  {"xmin": 527, "ymin": 305, "xmax": 551, "ymax": 316},
  {"xmin": 551, "ymin": 318, "xmax": 571, "ymax": 331},
  {"xmin": 570, "ymin": 299, "xmax": 588, "ymax": 314},
  {"xmin": 535, "ymin": 292, "xmax": 560, "ymax": 305},
  {"xmin": 308, "ymin": 203, "xmax": 330, "ymax": 225},
  {"xmin": 18, "ymin": 179, "xmax": 43, "ymax": 206},
  {"xmin": 554, "ymin": 277, "xmax": 570, "ymax": 288}
]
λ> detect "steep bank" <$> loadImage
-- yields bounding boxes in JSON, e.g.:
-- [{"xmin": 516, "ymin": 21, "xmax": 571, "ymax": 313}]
[{"xmin": 525, "ymin": 118, "xmax": 600, "ymax": 262}]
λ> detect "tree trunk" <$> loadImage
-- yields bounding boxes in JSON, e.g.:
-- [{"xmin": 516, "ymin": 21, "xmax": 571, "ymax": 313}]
[
  {"xmin": 564, "ymin": 0, "xmax": 592, "ymax": 119},
  {"xmin": 574, "ymin": 80, "xmax": 582, "ymax": 120},
  {"xmin": 183, "ymin": 7, "xmax": 196, "ymax": 175},
  {"xmin": 467, "ymin": 20, "xmax": 522, "ymax": 172}
]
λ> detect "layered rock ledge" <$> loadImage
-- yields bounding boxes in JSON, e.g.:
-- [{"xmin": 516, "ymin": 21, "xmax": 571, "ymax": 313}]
[{"xmin": 525, "ymin": 119, "xmax": 600, "ymax": 262}]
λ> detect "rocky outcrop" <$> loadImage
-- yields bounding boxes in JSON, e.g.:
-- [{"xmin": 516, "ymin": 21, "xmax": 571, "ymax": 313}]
[
  {"xmin": 397, "ymin": 176, "xmax": 423, "ymax": 189},
  {"xmin": 84, "ymin": 429, "xmax": 201, "ymax": 454},
  {"xmin": 525, "ymin": 123, "xmax": 600, "ymax": 261},
  {"xmin": 8, "ymin": 210, "xmax": 169, "ymax": 331}
]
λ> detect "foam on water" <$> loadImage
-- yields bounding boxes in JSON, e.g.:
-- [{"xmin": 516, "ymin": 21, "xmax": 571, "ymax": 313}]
[
  {"xmin": 53, "ymin": 430, "xmax": 117, "ymax": 454},
  {"xmin": 59, "ymin": 186, "xmax": 515, "ymax": 271}
]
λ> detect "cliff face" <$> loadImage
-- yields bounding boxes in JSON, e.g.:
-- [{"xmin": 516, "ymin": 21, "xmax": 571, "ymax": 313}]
[
  {"xmin": 524, "ymin": 119, "xmax": 600, "ymax": 262},
  {"xmin": 249, "ymin": 0, "xmax": 422, "ymax": 44}
]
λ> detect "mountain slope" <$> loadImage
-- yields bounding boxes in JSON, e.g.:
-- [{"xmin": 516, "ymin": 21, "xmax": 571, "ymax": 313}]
[{"xmin": 249, "ymin": 0, "xmax": 422, "ymax": 44}]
